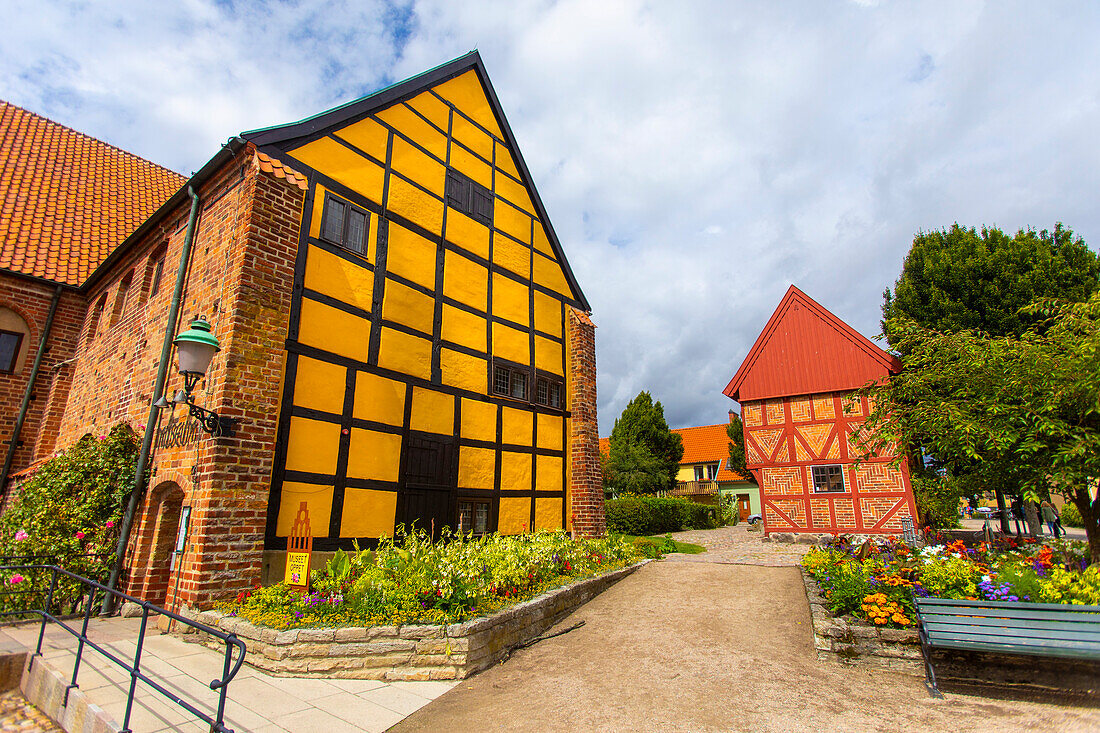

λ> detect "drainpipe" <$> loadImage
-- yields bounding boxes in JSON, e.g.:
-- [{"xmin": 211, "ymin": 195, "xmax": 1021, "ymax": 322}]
[
  {"xmin": 0, "ymin": 284, "xmax": 64, "ymax": 493},
  {"xmin": 103, "ymin": 186, "xmax": 202, "ymax": 613}
]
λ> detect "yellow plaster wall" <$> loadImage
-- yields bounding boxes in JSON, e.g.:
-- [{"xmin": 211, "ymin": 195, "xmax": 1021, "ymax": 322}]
[
  {"xmin": 536, "ymin": 414, "xmax": 563, "ymax": 450},
  {"xmin": 298, "ymin": 299, "xmax": 370, "ymax": 363},
  {"xmin": 535, "ymin": 335, "xmax": 563, "ymax": 376},
  {"xmin": 433, "ymin": 71, "xmax": 504, "ymax": 138},
  {"xmin": 450, "ymin": 145, "xmax": 493, "ymax": 190},
  {"xmin": 534, "ymin": 292, "xmax": 561, "ymax": 337},
  {"xmin": 441, "ymin": 305, "xmax": 487, "ymax": 352},
  {"xmin": 375, "ymin": 104, "xmax": 448, "ymax": 160},
  {"xmin": 377, "ymin": 328, "xmax": 432, "ymax": 380},
  {"xmin": 290, "ymin": 137, "xmax": 384, "ymax": 203},
  {"xmin": 536, "ymin": 455, "xmax": 563, "ymax": 491},
  {"xmin": 534, "ymin": 251, "xmax": 572, "ymax": 298},
  {"xmin": 346, "ymin": 429, "xmax": 402, "ymax": 483},
  {"xmin": 501, "ymin": 451, "xmax": 532, "ymax": 491},
  {"xmin": 440, "ymin": 349, "xmax": 487, "ymax": 393},
  {"xmin": 410, "ymin": 387, "xmax": 455, "ymax": 435},
  {"xmin": 495, "ymin": 201, "xmax": 531, "ymax": 245},
  {"xmin": 451, "ymin": 115, "xmax": 493, "ymax": 160},
  {"xmin": 501, "ymin": 407, "xmax": 533, "ymax": 446},
  {"xmin": 495, "ymin": 142, "xmax": 520, "ymax": 180},
  {"xmin": 391, "ymin": 137, "xmax": 445, "ymax": 196},
  {"xmin": 442, "ymin": 251, "xmax": 488, "ymax": 310},
  {"xmin": 293, "ymin": 356, "xmax": 346, "ymax": 415},
  {"xmin": 334, "ymin": 117, "xmax": 389, "ymax": 162},
  {"xmin": 388, "ymin": 176, "xmax": 443, "ymax": 235},
  {"xmin": 353, "ymin": 372, "xmax": 405, "ymax": 425},
  {"xmin": 458, "ymin": 446, "xmax": 496, "ymax": 490},
  {"xmin": 460, "ymin": 399, "xmax": 497, "ymax": 442},
  {"xmin": 444, "ymin": 211, "xmax": 490, "ymax": 260},
  {"xmin": 498, "ymin": 497, "xmax": 531, "ymax": 535},
  {"xmin": 406, "ymin": 91, "xmax": 450, "ymax": 131},
  {"xmin": 386, "ymin": 223, "xmax": 438, "ymax": 290},
  {"xmin": 304, "ymin": 244, "xmax": 374, "ymax": 311},
  {"xmin": 492, "ymin": 322, "xmax": 529, "ymax": 365},
  {"xmin": 340, "ymin": 489, "xmax": 397, "ymax": 538},
  {"xmin": 535, "ymin": 498, "xmax": 563, "ymax": 530},
  {"xmin": 285, "ymin": 417, "xmax": 341, "ymax": 475},
  {"xmin": 382, "ymin": 279, "xmax": 435, "ymax": 335},
  {"xmin": 492, "ymin": 274, "xmax": 529, "ymax": 326},
  {"xmin": 276, "ymin": 483, "xmax": 334, "ymax": 536}
]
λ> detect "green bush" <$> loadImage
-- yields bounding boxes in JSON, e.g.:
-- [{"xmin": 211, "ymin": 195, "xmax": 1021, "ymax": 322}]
[
  {"xmin": 1061, "ymin": 501, "xmax": 1084, "ymax": 528},
  {"xmin": 604, "ymin": 495, "xmax": 718, "ymax": 535},
  {"xmin": 0, "ymin": 425, "xmax": 138, "ymax": 614},
  {"xmin": 912, "ymin": 474, "xmax": 961, "ymax": 529}
]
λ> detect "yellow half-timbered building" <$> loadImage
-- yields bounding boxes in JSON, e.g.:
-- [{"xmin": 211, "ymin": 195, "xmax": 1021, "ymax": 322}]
[{"xmin": 244, "ymin": 52, "xmax": 593, "ymax": 551}]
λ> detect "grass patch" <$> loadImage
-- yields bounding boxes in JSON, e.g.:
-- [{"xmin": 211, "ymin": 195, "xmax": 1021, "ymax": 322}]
[{"xmin": 618, "ymin": 534, "xmax": 707, "ymax": 558}]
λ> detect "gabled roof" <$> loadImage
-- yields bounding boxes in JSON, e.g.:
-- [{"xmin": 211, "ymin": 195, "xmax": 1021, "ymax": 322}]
[
  {"xmin": 0, "ymin": 101, "xmax": 185, "ymax": 287},
  {"xmin": 241, "ymin": 50, "xmax": 590, "ymax": 311},
  {"xmin": 671, "ymin": 423, "xmax": 753, "ymax": 481},
  {"xmin": 724, "ymin": 285, "xmax": 901, "ymax": 402}
]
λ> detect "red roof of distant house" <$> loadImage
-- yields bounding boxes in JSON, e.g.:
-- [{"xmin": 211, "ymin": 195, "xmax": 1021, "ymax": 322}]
[
  {"xmin": 724, "ymin": 285, "xmax": 900, "ymax": 403},
  {"xmin": 0, "ymin": 101, "xmax": 185, "ymax": 286},
  {"xmin": 598, "ymin": 424, "xmax": 753, "ymax": 482}
]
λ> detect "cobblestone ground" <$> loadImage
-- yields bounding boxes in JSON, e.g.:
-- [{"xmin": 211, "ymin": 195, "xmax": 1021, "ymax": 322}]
[
  {"xmin": 0, "ymin": 689, "xmax": 59, "ymax": 733},
  {"xmin": 665, "ymin": 524, "xmax": 812, "ymax": 565}
]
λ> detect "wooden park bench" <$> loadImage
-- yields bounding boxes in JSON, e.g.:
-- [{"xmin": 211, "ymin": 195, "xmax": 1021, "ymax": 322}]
[{"xmin": 913, "ymin": 597, "xmax": 1100, "ymax": 697}]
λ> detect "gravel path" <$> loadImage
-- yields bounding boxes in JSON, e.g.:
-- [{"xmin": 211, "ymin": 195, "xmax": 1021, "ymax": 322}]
[
  {"xmin": 391, "ymin": 560, "xmax": 1100, "ymax": 732},
  {"xmin": 665, "ymin": 524, "xmax": 812, "ymax": 565}
]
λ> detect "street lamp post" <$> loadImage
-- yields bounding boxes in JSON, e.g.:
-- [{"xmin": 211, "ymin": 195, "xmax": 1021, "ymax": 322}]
[{"xmin": 157, "ymin": 317, "xmax": 235, "ymax": 437}]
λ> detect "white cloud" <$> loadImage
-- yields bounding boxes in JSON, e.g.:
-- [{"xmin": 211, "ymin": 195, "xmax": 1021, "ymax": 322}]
[{"xmin": 3, "ymin": 0, "xmax": 1099, "ymax": 434}]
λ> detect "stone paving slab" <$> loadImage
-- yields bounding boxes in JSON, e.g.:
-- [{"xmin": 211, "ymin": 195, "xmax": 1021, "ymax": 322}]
[
  {"xmin": 665, "ymin": 525, "xmax": 812, "ymax": 566},
  {"xmin": 0, "ymin": 617, "xmax": 456, "ymax": 732}
]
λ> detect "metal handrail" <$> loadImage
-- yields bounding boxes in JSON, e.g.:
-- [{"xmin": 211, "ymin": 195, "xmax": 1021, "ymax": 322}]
[{"xmin": 1, "ymin": 565, "xmax": 246, "ymax": 733}]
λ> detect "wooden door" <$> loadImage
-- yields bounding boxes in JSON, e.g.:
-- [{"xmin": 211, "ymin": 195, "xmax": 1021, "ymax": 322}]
[
  {"xmin": 738, "ymin": 495, "xmax": 750, "ymax": 520},
  {"xmin": 398, "ymin": 436, "xmax": 455, "ymax": 539}
]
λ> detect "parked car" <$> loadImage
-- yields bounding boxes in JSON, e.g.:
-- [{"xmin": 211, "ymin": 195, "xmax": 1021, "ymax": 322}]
[{"xmin": 746, "ymin": 514, "xmax": 762, "ymax": 526}]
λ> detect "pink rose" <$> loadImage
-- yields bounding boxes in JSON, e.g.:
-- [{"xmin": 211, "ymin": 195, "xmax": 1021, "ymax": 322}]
[
  {"xmin": 105, "ymin": 520, "xmax": 115, "ymax": 529},
  {"xmin": 14, "ymin": 530, "xmax": 28, "ymax": 542},
  {"xmin": 8, "ymin": 575, "xmax": 23, "ymax": 585},
  {"xmin": 75, "ymin": 531, "xmax": 85, "ymax": 540}
]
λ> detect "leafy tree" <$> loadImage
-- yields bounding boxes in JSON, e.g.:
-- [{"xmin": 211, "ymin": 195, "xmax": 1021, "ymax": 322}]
[
  {"xmin": 726, "ymin": 412, "xmax": 747, "ymax": 476},
  {"xmin": 883, "ymin": 223, "xmax": 1099, "ymax": 344},
  {"xmin": 605, "ymin": 392, "xmax": 684, "ymax": 496},
  {"xmin": 860, "ymin": 294, "xmax": 1100, "ymax": 562}
]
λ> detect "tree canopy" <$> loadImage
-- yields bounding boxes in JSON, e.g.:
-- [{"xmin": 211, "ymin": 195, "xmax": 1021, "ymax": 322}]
[
  {"xmin": 604, "ymin": 392, "xmax": 684, "ymax": 496},
  {"xmin": 862, "ymin": 294, "xmax": 1100, "ymax": 561},
  {"xmin": 882, "ymin": 223, "xmax": 1100, "ymax": 345},
  {"xmin": 726, "ymin": 412, "xmax": 747, "ymax": 476}
]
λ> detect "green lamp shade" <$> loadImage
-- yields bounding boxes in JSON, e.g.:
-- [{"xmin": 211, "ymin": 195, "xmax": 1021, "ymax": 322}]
[{"xmin": 174, "ymin": 317, "xmax": 221, "ymax": 376}]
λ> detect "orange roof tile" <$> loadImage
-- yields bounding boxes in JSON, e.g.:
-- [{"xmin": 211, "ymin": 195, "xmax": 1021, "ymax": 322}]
[
  {"xmin": 0, "ymin": 101, "xmax": 185, "ymax": 286},
  {"xmin": 671, "ymin": 423, "xmax": 753, "ymax": 482},
  {"xmin": 598, "ymin": 424, "xmax": 754, "ymax": 482}
]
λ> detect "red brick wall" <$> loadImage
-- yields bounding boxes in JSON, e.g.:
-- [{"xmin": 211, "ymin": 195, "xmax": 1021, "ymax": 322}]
[
  {"xmin": 740, "ymin": 391, "xmax": 916, "ymax": 536},
  {"xmin": 0, "ymin": 275, "xmax": 85, "ymax": 481},
  {"xmin": 45, "ymin": 144, "xmax": 304, "ymax": 609},
  {"xmin": 567, "ymin": 308, "xmax": 605, "ymax": 538}
]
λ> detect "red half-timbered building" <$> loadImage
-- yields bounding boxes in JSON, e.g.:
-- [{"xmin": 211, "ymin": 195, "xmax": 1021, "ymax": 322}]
[{"xmin": 723, "ymin": 285, "xmax": 917, "ymax": 536}]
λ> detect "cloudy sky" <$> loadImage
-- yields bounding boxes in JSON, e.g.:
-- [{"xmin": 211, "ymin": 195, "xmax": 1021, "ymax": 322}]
[{"xmin": 3, "ymin": 0, "xmax": 1098, "ymax": 435}]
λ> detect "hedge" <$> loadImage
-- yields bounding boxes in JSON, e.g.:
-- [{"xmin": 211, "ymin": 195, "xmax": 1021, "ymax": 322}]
[{"xmin": 605, "ymin": 495, "xmax": 719, "ymax": 535}]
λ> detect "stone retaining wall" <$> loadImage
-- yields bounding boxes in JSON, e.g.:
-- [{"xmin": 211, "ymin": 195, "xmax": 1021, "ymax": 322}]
[
  {"xmin": 800, "ymin": 568, "xmax": 924, "ymax": 673},
  {"xmin": 178, "ymin": 561, "xmax": 647, "ymax": 681}
]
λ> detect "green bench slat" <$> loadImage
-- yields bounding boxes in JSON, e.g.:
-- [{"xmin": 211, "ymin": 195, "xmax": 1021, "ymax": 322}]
[
  {"xmin": 929, "ymin": 637, "xmax": 1100, "ymax": 661},
  {"xmin": 921, "ymin": 615, "xmax": 1100, "ymax": 636},
  {"xmin": 916, "ymin": 606, "xmax": 1100, "ymax": 623},
  {"xmin": 923, "ymin": 625, "xmax": 1100, "ymax": 648},
  {"xmin": 916, "ymin": 598, "xmax": 1100, "ymax": 614}
]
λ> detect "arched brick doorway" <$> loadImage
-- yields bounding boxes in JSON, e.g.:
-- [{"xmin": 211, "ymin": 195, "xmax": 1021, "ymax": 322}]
[{"xmin": 132, "ymin": 481, "xmax": 185, "ymax": 606}]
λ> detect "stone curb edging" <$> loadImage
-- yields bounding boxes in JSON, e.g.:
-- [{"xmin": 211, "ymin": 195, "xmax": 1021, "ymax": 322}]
[
  {"xmin": 800, "ymin": 568, "xmax": 924, "ymax": 674},
  {"xmin": 20, "ymin": 653, "xmax": 119, "ymax": 733},
  {"xmin": 177, "ymin": 560, "xmax": 650, "ymax": 681}
]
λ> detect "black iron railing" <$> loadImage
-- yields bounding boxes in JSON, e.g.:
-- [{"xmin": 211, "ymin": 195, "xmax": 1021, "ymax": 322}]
[
  {"xmin": 0, "ymin": 553, "xmax": 113, "ymax": 621},
  {"xmin": 1, "ymin": 565, "xmax": 246, "ymax": 733}
]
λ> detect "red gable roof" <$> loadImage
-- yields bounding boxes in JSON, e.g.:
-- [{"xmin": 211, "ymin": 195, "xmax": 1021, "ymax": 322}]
[
  {"xmin": 0, "ymin": 101, "xmax": 185, "ymax": 286},
  {"xmin": 724, "ymin": 285, "xmax": 900, "ymax": 402}
]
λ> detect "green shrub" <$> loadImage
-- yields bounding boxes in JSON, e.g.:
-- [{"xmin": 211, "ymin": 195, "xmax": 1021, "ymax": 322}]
[
  {"xmin": 0, "ymin": 425, "xmax": 138, "ymax": 614},
  {"xmin": 604, "ymin": 496, "xmax": 717, "ymax": 535},
  {"xmin": 1061, "ymin": 501, "xmax": 1084, "ymax": 528},
  {"xmin": 912, "ymin": 474, "xmax": 961, "ymax": 529}
]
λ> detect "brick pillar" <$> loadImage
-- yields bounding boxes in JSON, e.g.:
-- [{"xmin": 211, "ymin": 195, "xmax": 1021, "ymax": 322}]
[
  {"xmin": 170, "ymin": 146, "xmax": 306, "ymax": 610},
  {"xmin": 567, "ymin": 308, "xmax": 605, "ymax": 538}
]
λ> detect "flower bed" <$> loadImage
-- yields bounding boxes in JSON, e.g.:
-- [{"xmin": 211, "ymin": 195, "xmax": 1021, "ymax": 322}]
[
  {"xmin": 802, "ymin": 535, "xmax": 1095, "ymax": 631},
  {"xmin": 222, "ymin": 529, "xmax": 640, "ymax": 629}
]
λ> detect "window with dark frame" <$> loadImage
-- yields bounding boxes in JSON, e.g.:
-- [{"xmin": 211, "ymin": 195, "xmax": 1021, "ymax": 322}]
[
  {"xmin": 0, "ymin": 329, "xmax": 23, "ymax": 374},
  {"xmin": 457, "ymin": 499, "xmax": 490, "ymax": 536},
  {"xmin": 320, "ymin": 194, "xmax": 369, "ymax": 255},
  {"xmin": 147, "ymin": 247, "xmax": 166, "ymax": 297},
  {"xmin": 445, "ymin": 168, "xmax": 493, "ymax": 227},
  {"xmin": 535, "ymin": 376, "xmax": 565, "ymax": 409},
  {"xmin": 493, "ymin": 361, "xmax": 564, "ymax": 410},
  {"xmin": 811, "ymin": 465, "xmax": 846, "ymax": 493}
]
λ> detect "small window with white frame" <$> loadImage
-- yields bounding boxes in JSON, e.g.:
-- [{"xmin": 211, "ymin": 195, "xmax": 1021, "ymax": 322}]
[{"xmin": 811, "ymin": 465, "xmax": 845, "ymax": 493}]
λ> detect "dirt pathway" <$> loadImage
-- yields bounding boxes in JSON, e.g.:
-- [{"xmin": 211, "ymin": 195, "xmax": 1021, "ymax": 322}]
[{"xmin": 391, "ymin": 558, "xmax": 1100, "ymax": 732}]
